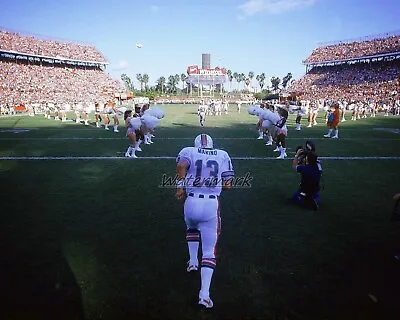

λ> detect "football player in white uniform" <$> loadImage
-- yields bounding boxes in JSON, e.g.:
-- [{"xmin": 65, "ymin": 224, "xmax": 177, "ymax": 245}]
[
  {"xmin": 237, "ymin": 101, "xmax": 242, "ymax": 113},
  {"xmin": 175, "ymin": 134, "xmax": 234, "ymax": 309},
  {"xmin": 223, "ymin": 100, "xmax": 229, "ymax": 114},
  {"xmin": 198, "ymin": 104, "xmax": 206, "ymax": 127}
]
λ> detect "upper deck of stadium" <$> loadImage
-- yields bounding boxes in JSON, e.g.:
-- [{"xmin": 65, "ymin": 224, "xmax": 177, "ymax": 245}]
[
  {"xmin": 0, "ymin": 28, "xmax": 107, "ymax": 65},
  {"xmin": 303, "ymin": 30, "xmax": 400, "ymax": 66}
]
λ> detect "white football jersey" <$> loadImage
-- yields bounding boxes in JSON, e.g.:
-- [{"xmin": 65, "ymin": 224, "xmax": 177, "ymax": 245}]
[{"xmin": 177, "ymin": 147, "xmax": 234, "ymax": 196}]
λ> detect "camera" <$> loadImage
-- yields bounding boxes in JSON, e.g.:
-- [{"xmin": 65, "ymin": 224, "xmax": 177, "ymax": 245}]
[{"xmin": 295, "ymin": 140, "xmax": 316, "ymax": 164}]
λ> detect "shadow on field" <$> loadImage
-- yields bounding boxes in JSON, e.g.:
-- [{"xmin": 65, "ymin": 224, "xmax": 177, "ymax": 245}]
[
  {"xmin": 0, "ymin": 174, "xmax": 85, "ymax": 320},
  {"xmin": 1, "ymin": 113, "xmax": 400, "ymax": 320},
  {"xmin": 0, "ymin": 238, "xmax": 85, "ymax": 320},
  {"xmin": 286, "ymin": 239, "xmax": 400, "ymax": 320}
]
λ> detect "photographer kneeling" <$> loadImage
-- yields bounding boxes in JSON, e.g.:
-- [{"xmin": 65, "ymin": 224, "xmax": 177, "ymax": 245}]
[{"xmin": 292, "ymin": 146, "xmax": 322, "ymax": 210}]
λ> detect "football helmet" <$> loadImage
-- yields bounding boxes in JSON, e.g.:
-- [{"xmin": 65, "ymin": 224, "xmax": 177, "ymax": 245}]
[{"xmin": 194, "ymin": 134, "xmax": 213, "ymax": 149}]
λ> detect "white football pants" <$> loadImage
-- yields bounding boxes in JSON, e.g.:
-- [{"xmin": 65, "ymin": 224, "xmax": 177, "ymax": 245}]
[{"xmin": 184, "ymin": 195, "xmax": 220, "ymax": 259}]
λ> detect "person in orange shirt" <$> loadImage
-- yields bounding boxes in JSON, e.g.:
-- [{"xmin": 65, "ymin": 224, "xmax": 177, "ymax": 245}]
[{"xmin": 324, "ymin": 103, "xmax": 340, "ymax": 139}]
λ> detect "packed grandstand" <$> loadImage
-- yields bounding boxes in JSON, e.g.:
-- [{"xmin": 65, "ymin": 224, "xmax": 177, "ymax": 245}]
[
  {"xmin": 290, "ymin": 31, "xmax": 400, "ymax": 104},
  {"xmin": 1, "ymin": 29, "xmax": 400, "ymax": 113},
  {"xmin": 0, "ymin": 29, "xmax": 122, "ymax": 108}
]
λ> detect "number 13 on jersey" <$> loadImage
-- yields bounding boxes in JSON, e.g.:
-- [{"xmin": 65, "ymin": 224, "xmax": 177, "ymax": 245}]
[{"xmin": 194, "ymin": 159, "xmax": 219, "ymax": 188}]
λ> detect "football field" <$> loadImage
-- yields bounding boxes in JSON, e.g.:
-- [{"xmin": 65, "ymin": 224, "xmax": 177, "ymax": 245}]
[{"xmin": 1, "ymin": 105, "xmax": 400, "ymax": 320}]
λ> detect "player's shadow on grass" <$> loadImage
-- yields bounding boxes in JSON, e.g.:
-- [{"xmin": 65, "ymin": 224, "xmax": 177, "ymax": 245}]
[{"xmin": 1, "ymin": 224, "xmax": 85, "ymax": 320}]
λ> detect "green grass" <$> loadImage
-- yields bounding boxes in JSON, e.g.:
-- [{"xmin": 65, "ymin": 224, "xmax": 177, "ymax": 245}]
[{"xmin": 1, "ymin": 106, "xmax": 400, "ymax": 320}]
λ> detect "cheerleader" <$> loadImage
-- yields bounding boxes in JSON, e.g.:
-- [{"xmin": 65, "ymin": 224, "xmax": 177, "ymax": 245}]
[
  {"xmin": 74, "ymin": 102, "xmax": 81, "ymax": 123},
  {"xmin": 45, "ymin": 103, "xmax": 51, "ymax": 119},
  {"xmin": 54, "ymin": 103, "xmax": 60, "ymax": 120},
  {"xmin": 94, "ymin": 102, "xmax": 102, "ymax": 128},
  {"xmin": 82, "ymin": 103, "xmax": 89, "ymax": 125},
  {"xmin": 307, "ymin": 101, "xmax": 318, "ymax": 127},
  {"xmin": 275, "ymin": 107, "xmax": 289, "ymax": 159},
  {"xmin": 124, "ymin": 110, "xmax": 139, "ymax": 158},
  {"xmin": 103, "ymin": 103, "xmax": 110, "ymax": 130},
  {"xmin": 132, "ymin": 106, "xmax": 144, "ymax": 150},
  {"xmin": 256, "ymin": 104, "xmax": 266, "ymax": 140},
  {"xmin": 111, "ymin": 103, "xmax": 120, "ymax": 132},
  {"xmin": 61, "ymin": 103, "xmax": 68, "ymax": 122},
  {"xmin": 340, "ymin": 100, "xmax": 347, "ymax": 122},
  {"xmin": 295, "ymin": 101, "xmax": 306, "ymax": 131},
  {"xmin": 140, "ymin": 104, "xmax": 153, "ymax": 144}
]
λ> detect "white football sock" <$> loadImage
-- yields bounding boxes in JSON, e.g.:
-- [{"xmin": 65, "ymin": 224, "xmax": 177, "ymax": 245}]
[
  {"xmin": 200, "ymin": 267, "xmax": 214, "ymax": 299},
  {"xmin": 188, "ymin": 242, "xmax": 199, "ymax": 264},
  {"xmin": 333, "ymin": 129, "xmax": 338, "ymax": 137}
]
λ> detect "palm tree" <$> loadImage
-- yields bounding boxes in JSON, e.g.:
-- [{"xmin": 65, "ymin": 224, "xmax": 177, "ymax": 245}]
[
  {"xmin": 256, "ymin": 73, "xmax": 266, "ymax": 92},
  {"xmin": 248, "ymin": 71, "xmax": 254, "ymax": 91},
  {"xmin": 270, "ymin": 76, "xmax": 281, "ymax": 93},
  {"xmin": 168, "ymin": 75, "xmax": 177, "ymax": 93},
  {"xmin": 136, "ymin": 73, "xmax": 143, "ymax": 91},
  {"xmin": 239, "ymin": 73, "xmax": 245, "ymax": 91},
  {"xmin": 245, "ymin": 77, "xmax": 250, "ymax": 92},
  {"xmin": 142, "ymin": 73, "xmax": 149, "ymax": 92},
  {"xmin": 282, "ymin": 72, "xmax": 293, "ymax": 89},
  {"xmin": 226, "ymin": 70, "xmax": 233, "ymax": 91},
  {"xmin": 174, "ymin": 74, "xmax": 180, "ymax": 87},
  {"xmin": 156, "ymin": 76, "xmax": 166, "ymax": 94},
  {"xmin": 180, "ymin": 73, "xmax": 187, "ymax": 94},
  {"xmin": 121, "ymin": 73, "xmax": 134, "ymax": 92}
]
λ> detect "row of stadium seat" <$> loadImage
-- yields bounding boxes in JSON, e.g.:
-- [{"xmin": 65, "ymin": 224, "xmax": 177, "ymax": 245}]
[
  {"xmin": 0, "ymin": 30, "xmax": 106, "ymax": 63},
  {"xmin": 304, "ymin": 35, "xmax": 400, "ymax": 63}
]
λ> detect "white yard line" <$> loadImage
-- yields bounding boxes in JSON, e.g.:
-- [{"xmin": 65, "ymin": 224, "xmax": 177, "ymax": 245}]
[
  {"xmin": 0, "ymin": 156, "xmax": 399, "ymax": 161},
  {"xmin": 0, "ymin": 137, "xmax": 399, "ymax": 141}
]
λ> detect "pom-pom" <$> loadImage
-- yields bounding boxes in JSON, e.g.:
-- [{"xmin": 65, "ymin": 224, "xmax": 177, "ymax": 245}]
[
  {"xmin": 248, "ymin": 106, "xmax": 257, "ymax": 115},
  {"xmin": 261, "ymin": 119, "xmax": 272, "ymax": 129},
  {"xmin": 141, "ymin": 114, "xmax": 160, "ymax": 129},
  {"xmin": 130, "ymin": 117, "xmax": 142, "ymax": 130},
  {"xmin": 145, "ymin": 106, "xmax": 165, "ymax": 119}
]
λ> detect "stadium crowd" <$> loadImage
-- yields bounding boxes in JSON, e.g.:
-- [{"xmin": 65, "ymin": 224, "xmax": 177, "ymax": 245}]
[
  {"xmin": 290, "ymin": 60, "xmax": 400, "ymax": 104},
  {"xmin": 0, "ymin": 60, "xmax": 121, "ymax": 105},
  {"xmin": 304, "ymin": 35, "xmax": 400, "ymax": 63},
  {"xmin": 0, "ymin": 30, "xmax": 106, "ymax": 62}
]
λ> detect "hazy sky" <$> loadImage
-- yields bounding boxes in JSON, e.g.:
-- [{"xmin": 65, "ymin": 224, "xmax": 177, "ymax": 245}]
[{"xmin": 1, "ymin": 0, "xmax": 399, "ymax": 88}]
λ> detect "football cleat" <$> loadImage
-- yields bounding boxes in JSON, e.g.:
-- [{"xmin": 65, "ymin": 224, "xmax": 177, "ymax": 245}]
[
  {"xmin": 273, "ymin": 147, "xmax": 280, "ymax": 152},
  {"xmin": 125, "ymin": 152, "xmax": 137, "ymax": 158},
  {"xmin": 187, "ymin": 262, "xmax": 198, "ymax": 273},
  {"xmin": 265, "ymin": 141, "xmax": 272, "ymax": 146},
  {"xmin": 198, "ymin": 298, "xmax": 213, "ymax": 309}
]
